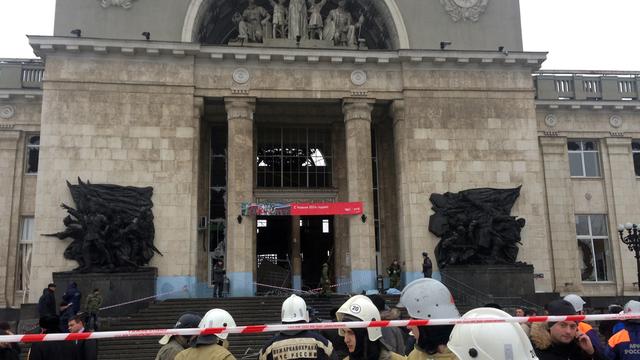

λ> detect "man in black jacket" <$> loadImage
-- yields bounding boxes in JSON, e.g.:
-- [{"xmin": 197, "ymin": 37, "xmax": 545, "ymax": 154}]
[
  {"xmin": 530, "ymin": 299, "xmax": 606, "ymax": 360},
  {"xmin": 37, "ymin": 283, "xmax": 57, "ymax": 317},
  {"xmin": 68, "ymin": 315, "xmax": 97, "ymax": 360},
  {"xmin": 28, "ymin": 315, "xmax": 79, "ymax": 360}
]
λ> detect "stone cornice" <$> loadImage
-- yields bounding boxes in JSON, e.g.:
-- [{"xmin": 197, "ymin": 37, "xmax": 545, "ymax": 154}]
[
  {"xmin": 28, "ymin": 36, "xmax": 547, "ymax": 70},
  {"xmin": 536, "ymin": 100, "xmax": 640, "ymax": 111},
  {"xmin": 0, "ymin": 90, "xmax": 43, "ymax": 100}
]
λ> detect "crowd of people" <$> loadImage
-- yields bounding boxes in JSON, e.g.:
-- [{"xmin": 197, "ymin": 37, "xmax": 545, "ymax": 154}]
[
  {"xmin": 4, "ymin": 277, "xmax": 640, "ymax": 360},
  {"xmin": 152, "ymin": 278, "xmax": 640, "ymax": 360}
]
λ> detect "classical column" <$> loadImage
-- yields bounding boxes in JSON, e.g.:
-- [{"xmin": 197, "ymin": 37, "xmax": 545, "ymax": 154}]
[
  {"xmin": 225, "ymin": 97, "xmax": 256, "ymax": 296},
  {"xmin": 390, "ymin": 100, "xmax": 422, "ymax": 285},
  {"xmin": 291, "ymin": 215, "xmax": 302, "ymax": 290},
  {"xmin": 343, "ymin": 98, "xmax": 376, "ymax": 292}
]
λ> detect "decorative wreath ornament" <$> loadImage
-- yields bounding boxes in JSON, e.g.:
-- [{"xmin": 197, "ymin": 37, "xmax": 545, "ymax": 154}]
[{"xmin": 440, "ymin": 0, "xmax": 489, "ymax": 22}]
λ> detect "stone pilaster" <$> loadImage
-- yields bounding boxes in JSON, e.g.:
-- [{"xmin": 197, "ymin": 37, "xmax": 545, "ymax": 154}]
[
  {"xmin": 390, "ymin": 100, "xmax": 421, "ymax": 284},
  {"xmin": 603, "ymin": 138, "xmax": 638, "ymax": 295},
  {"xmin": 540, "ymin": 136, "xmax": 583, "ymax": 293},
  {"xmin": 0, "ymin": 131, "xmax": 20, "ymax": 307},
  {"xmin": 225, "ymin": 97, "xmax": 256, "ymax": 296},
  {"xmin": 343, "ymin": 98, "xmax": 376, "ymax": 292}
]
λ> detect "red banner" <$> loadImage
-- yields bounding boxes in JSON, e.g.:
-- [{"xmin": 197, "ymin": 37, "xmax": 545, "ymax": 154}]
[
  {"xmin": 291, "ymin": 202, "xmax": 363, "ymax": 216},
  {"xmin": 242, "ymin": 202, "xmax": 363, "ymax": 216}
]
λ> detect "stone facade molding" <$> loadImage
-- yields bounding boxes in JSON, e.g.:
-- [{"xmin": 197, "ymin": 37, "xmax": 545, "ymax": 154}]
[
  {"xmin": 544, "ymin": 114, "xmax": 557, "ymax": 128},
  {"xmin": 342, "ymin": 99, "xmax": 374, "ymax": 123},
  {"xmin": 0, "ymin": 105, "xmax": 15, "ymax": 119},
  {"xmin": 232, "ymin": 68, "xmax": 250, "ymax": 84},
  {"xmin": 350, "ymin": 70, "xmax": 367, "ymax": 86},
  {"xmin": 28, "ymin": 36, "xmax": 547, "ymax": 70},
  {"xmin": 224, "ymin": 97, "xmax": 256, "ymax": 121},
  {"xmin": 441, "ymin": 0, "xmax": 489, "ymax": 22},
  {"xmin": 609, "ymin": 114, "xmax": 623, "ymax": 128},
  {"xmin": 98, "ymin": 0, "xmax": 137, "ymax": 9}
]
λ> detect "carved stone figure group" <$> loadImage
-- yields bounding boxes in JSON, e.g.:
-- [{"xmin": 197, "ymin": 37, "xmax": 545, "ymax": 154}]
[{"xmin": 233, "ymin": 0, "xmax": 364, "ymax": 47}]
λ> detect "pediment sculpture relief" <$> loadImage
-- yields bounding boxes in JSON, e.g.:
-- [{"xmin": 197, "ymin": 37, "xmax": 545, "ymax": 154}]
[
  {"xmin": 98, "ymin": 0, "xmax": 137, "ymax": 9},
  {"xmin": 441, "ymin": 0, "xmax": 489, "ymax": 22},
  {"xmin": 232, "ymin": 0, "xmax": 365, "ymax": 48}
]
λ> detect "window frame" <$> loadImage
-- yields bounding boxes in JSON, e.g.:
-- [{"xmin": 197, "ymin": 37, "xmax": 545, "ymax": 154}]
[
  {"xmin": 25, "ymin": 134, "xmax": 40, "ymax": 175},
  {"xmin": 576, "ymin": 214, "xmax": 614, "ymax": 283},
  {"xmin": 16, "ymin": 216, "xmax": 34, "ymax": 292},
  {"xmin": 632, "ymin": 140, "xmax": 640, "ymax": 177},
  {"xmin": 567, "ymin": 139, "xmax": 602, "ymax": 178}
]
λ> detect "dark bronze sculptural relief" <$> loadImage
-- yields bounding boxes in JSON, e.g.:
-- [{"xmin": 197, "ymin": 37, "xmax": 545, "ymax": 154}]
[
  {"xmin": 46, "ymin": 178, "xmax": 162, "ymax": 272},
  {"xmin": 429, "ymin": 186, "xmax": 526, "ymax": 268}
]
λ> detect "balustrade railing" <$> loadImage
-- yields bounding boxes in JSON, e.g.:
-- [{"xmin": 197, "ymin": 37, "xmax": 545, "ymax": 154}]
[
  {"xmin": 535, "ymin": 71, "xmax": 639, "ymax": 101},
  {"xmin": 0, "ymin": 60, "xmax": 44, "ymax": 90}
]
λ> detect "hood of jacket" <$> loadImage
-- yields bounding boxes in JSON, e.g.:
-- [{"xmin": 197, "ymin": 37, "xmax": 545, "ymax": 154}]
[{"xmin": 530, "ymin": 322, "xmax": 553, "ymax": 350}]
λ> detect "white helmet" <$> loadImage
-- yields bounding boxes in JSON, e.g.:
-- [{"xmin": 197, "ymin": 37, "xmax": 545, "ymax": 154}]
[
  {"xmin": 448, "ymin": 307, "xmax": 539, "ymax": 360},
  {"xmin": 563, "ymin": 294, "xmax": 586, "ymax": 313},
  {"xmin": 397, "ymin": 278, "xmax": 459, "ymax": 319},
  {"xmin": 199, "ymin": 308, "xmax": 236, "ymax": 340},
  {"xmin": 624, "ymin": 300, "xmax": 640, "ymax": 314},
  {"xmin": 281, "ymin": 294, "xmax": 309, "ymax": 323},
  {"xmin": 336, "ymin": 295, "xmax": 382, "ymax": 341}
]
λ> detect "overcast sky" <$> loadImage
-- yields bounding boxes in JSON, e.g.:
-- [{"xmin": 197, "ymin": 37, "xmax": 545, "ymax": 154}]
[{"xmin": 0, "ymin": 0, "xmax": 638, "ymax": 71}]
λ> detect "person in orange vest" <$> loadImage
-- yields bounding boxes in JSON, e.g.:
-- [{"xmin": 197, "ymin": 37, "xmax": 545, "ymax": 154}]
[
  {"xmin": 564, "ymin": 294, "xmax": 606, "ymax": 356},
  {"xmin": 606, "ymin": 300, "xmax": 640, "ymax": 360}
]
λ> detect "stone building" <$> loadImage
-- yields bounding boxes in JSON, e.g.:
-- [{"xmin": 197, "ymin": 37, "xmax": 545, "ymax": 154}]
[{"xmin": 0, "ymin": 0, "xmax": 638, "ymax": 308}]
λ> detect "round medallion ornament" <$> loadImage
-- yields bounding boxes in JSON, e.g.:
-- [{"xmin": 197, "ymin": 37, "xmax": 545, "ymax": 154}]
[
  {"xmin": 609, "ymin": 115, "xmax": 623, "ymax": 128},
  {"xmin": 232, "ymin": 68, "xmax": 250, "ymax": 84},
  {"xmin": 544, "ymin": 114, "xmax": 558, "ymax": 128},
  {"xmin": 350, "ymin": 70, "xmax": 367, "ymax": 86},
  {"xmin": 0, "ymin": 105, "xmax": 15, "ymax": 119}
]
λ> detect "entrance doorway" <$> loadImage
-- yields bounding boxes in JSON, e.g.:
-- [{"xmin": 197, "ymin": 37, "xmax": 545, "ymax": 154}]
[
  {"xmin": 300, "ymin": 216, "xmax": 333, "ymax": 290},
  {"xmin": 256, "ymin": 216, "xmax": 292, "ymax": 294},
  {"xmin": 255, "ymin": 215, "xmax": 335, "ymax": 293}
]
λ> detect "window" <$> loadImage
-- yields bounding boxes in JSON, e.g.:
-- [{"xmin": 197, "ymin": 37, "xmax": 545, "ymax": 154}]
[
  {"xmin": 25, "ymin": 135, "xmax": 40, "ymax": 174},
  {"xmin": 322, "ymin": 219, "xmax": 330, "ymax": 233},
  {"xmin": 632, "ymin": 140, "xmax": 640, "ymax": 176},
  {"xmin": 576, "ymin": 215, "xmax": 613, "ymax": 282},
  {"xmin": 256, "ymin": 127, "xmax": 332, "ymax": 188},
  {"xmin": 16, "ymin": 217, "xmax": 34, "ymax": 292},
  {"xmin": 568, "ymin": 140, "xmax": 601, "ymax": 177}
]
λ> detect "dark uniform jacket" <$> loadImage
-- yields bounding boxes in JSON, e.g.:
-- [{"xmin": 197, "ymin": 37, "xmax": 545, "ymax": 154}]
[
  {"xmin": 259, "ymin": 330, "xmax": 334, "ymax": 360},
  {"xmin": 607, "ymin": 323, "xmax": 640, "ymax": 360},
  {"xmin": 530, "ymin": 323, "xmax": 606, "ymax": 360}
]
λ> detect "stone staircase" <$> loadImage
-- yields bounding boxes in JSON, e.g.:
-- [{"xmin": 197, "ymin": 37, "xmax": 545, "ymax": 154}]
[{"xmin": 97, "ymin": 295, "xmax": 350, "ymax": 360}]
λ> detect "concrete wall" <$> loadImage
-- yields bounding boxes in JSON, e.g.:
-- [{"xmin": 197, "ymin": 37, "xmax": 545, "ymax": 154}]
[
  {"xmin": 54, "ymin": 0, "xmax": 190, "ymax": 42},
  {"xmin": 28, "ymin": 53, "xmax": 201, "ymax": 302}
]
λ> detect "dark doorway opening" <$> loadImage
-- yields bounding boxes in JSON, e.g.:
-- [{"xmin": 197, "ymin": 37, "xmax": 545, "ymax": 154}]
[
  {"xmin": 300, "ymin": 216, "xmax": 334, "ymax": 290},
  {"xmin": 256, "ymin": 216, "xmax": 292, "ymax": 294}
]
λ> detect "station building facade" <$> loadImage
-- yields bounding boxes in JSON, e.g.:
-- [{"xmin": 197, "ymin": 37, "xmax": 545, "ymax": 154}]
[{"xmin": 0, "ymin": 0, "xmax": 639, "ymax": 307}]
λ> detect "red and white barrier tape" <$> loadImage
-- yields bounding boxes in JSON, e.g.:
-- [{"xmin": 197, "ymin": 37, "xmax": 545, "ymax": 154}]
[
  {"xmin": 99, "ymin": 285, "xmax": 189, "ymax": 311},
  {"xmin": 3, "ymin": 313, "xmax": 640, "ymax": 343},
  {"xmin": 309, "ymin": 281, "xmax": 352, "ymax": 293}
]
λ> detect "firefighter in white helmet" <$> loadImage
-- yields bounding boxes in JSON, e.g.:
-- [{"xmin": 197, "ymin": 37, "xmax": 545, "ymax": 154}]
[
  {"xmin": 397, "ymin": 278, "xmax": 459, "ymax": 360},
  {"xmin": 259, "ymin": 294, "xmax": 333, "ymax": 360},
  {"xmin": 336, "ymin": 295, "xmax": 405, "ymax": 360},
  {"xmin": 175, "ymin": 308, "xmax": 236, "ymax": 360},
  {"xmin": 447, "ymin": 307, "xmax": 539, "ymax": 360}
]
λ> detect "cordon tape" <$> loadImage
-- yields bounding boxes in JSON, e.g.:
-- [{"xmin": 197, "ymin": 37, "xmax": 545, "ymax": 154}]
[{"xmin": 2, "ymin": 313, "xmax": 640, "ymax": 343}]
